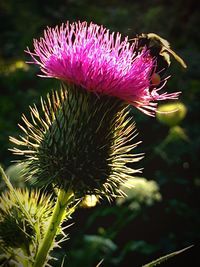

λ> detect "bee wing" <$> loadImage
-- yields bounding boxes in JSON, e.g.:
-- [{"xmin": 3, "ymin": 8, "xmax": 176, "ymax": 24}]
[
  {"xmin": 162, "ymin": 47, "xmax": 187, "ymax": 68},
  {"xmin": 147, "ymin": 33, "xmax": 170, "ymax": 48}
]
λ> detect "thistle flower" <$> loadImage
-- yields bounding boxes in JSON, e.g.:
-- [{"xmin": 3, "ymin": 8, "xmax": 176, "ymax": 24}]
[
  {"xmin": 27, "ymin": 21, "xmax": 180, "ymax": 115},
  {"xmin": 0, "ymin": 188, "xmax": 54, "ymax": 264},
  {"xmin": 11, "ymin": 85, "xmax": 142, "ymax": 198},
  {"xmin": 11, "ymin": 21, "xmax": 180, "ymax": 199}
]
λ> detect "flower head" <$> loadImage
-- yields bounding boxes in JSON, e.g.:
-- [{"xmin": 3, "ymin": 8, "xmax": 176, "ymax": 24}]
[{"xmin": 27, "ymin": 21, "xmax": 180, "ymax": 115}]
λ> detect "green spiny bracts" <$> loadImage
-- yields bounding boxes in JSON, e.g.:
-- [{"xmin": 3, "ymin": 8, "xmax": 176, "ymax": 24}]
[
  {"xmin": 0, "ymin": 188, "xmax": 55, "ymax": 265},
  {"xmin": 10, "ymin": 83, "xmax": 143, "ymax": 199}
]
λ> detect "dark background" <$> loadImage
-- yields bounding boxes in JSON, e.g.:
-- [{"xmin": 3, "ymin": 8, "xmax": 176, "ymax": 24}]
[{"xmin": 0, "ymin": 0, "xmax": 200, "ymax": 266}]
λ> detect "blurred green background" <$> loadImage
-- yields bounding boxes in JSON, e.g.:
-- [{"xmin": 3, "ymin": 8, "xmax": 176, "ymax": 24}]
[{"xmin": 0, "ymin": 0, "xmax": 199, "ymax": 266}]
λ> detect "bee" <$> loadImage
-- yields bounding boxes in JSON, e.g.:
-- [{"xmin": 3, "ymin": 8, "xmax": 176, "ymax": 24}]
[
  {"xmin": 130, "ymin": 33, "xmax": 187, "ymax": 93},
  {"xmin": 130, "ymin": 33, "xmax": 187, "ymax": 70}
]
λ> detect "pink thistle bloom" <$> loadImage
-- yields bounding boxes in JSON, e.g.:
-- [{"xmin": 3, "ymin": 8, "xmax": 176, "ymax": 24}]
[{"xmin": 26, "ymin": 21, "xmax": 180, "ymax": 116}]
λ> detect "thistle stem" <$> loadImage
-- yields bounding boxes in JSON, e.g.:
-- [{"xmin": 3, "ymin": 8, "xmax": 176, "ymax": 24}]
[{"xmin": 33, "ymin": 188, "xmax": 74, "ymax": 267}]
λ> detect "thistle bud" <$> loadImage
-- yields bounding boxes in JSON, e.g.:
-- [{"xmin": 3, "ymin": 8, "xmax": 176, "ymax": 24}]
[
  {"xmin": 156, "ymin": 102, "xmax": 187, "ymax": 127},
  {"xmin": 10, "ymin": 84, "xmax": 143, "ymax": 199},
  {"xmin": 0, "ymin": 188, "xmax": 54, "ymax": 261}
]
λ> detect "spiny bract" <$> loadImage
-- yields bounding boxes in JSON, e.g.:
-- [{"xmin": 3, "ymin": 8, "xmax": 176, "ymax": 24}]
[{"xmin": 11, "ymin": 84, "xmax": 143, "ymax": 199}]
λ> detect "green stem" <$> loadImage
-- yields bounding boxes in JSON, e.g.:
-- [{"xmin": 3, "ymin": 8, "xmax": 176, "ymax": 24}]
[{"xmin": 33, "ymin": 188, "xmax": 74, "ymax": 267}]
